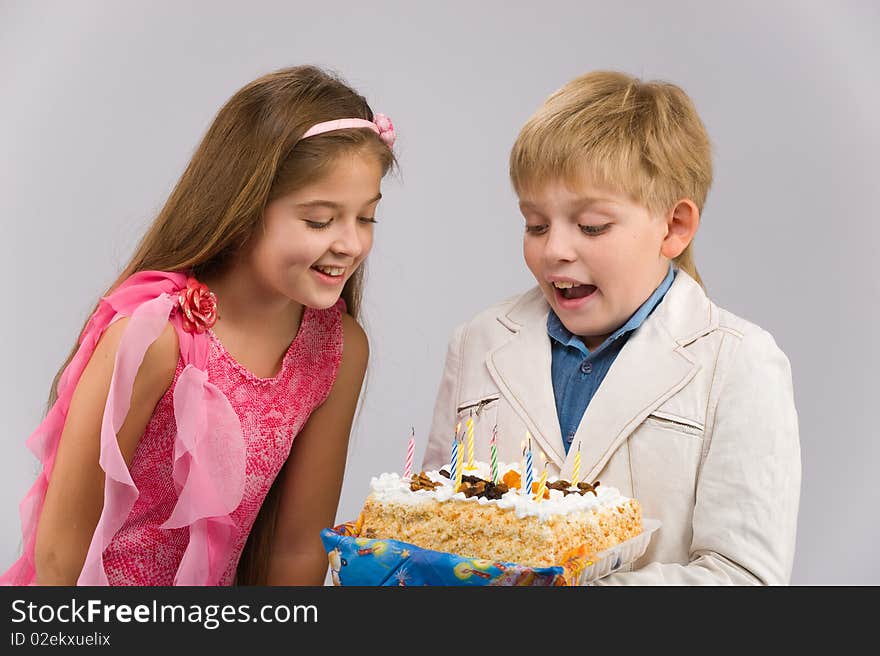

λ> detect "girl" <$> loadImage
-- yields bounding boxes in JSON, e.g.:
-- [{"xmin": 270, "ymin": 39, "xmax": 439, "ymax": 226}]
[
  {"xmin": 2, "ymin": 65, "xmax": 396, "ymax": 586},
  {"xmin": 422, "ymin": 71, "xmax": 800, "ymax": 585}
]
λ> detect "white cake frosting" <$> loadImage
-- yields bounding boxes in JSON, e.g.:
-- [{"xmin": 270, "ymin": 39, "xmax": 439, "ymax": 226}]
[{"xmin": 369, "ymin": 461, "xmax": 628, "ymax": 522}]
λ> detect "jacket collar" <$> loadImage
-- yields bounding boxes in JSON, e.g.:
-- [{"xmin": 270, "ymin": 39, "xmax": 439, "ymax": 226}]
[{"xmin": 487, "ymin": 270, "xmax": 716, "ymax": 475}]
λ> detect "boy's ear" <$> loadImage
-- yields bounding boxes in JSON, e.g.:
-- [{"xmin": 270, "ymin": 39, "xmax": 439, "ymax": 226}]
[{"xmin": 660, "ymin": 199, "xmax": 700, "ymax": 259}]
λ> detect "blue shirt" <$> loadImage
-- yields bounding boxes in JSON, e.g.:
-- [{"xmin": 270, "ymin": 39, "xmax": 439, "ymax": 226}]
[{"xmin": 549, "ymin": 265, "xmax": 676, "ymax": 454}]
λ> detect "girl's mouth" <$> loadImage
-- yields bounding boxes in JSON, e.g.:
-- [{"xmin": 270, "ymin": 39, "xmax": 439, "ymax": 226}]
[{"xmin": 311, "ymin": 265, "xmax": 346, "ymax": 285}]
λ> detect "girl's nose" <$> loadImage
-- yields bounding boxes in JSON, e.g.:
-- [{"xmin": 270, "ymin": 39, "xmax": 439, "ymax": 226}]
[{"xmin": 331, "ymin": 221, "xmax": 365, "ymax": 259}]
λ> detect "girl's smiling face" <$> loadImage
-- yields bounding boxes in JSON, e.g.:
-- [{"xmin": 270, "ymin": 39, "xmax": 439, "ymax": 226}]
[
  {"xmin": 248, "ymin": 151, "xmax": 384, "ymax": 310},
  {"xmin": 519, "ymin": 175, "xmax": 688, "ymax": 350}
]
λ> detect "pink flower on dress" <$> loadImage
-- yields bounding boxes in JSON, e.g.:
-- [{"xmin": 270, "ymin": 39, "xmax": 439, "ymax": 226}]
[
  {"xmin": 373, "ymin": 113, "xmax": 396, "ymax": 147},
  {"xmin": 177, "ymin": 278, "xmax": 218, "ymax": 334}
]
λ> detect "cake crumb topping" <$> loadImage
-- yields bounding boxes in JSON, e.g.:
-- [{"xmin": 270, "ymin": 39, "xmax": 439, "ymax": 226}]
[
  {"xmin": 410, "ymin": 472, "xmax": 440, "ymax": 491},
  {"xmin": 431, "ymin": 468, "xmax": 603, "ymax": 500},
  {"xmin": 545, "ymin": 479, "xmax": 601, "ymax": 496}
]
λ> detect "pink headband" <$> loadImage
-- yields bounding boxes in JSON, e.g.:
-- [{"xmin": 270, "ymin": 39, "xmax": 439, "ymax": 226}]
[{"xmin": 299, "ymin": 113, "xmax": 396, "ymax": 147}]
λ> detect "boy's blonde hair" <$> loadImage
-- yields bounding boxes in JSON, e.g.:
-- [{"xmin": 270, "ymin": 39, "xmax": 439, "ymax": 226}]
[{"xmin": 510, "ymin": 71, "xmax": 712, "ymax": 286}]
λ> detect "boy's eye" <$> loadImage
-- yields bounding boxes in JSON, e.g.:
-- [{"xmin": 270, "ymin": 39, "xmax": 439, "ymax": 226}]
[
  {"xmin": 579, "ymin": 224, "xmax": 609, "ymax": 236},
  {"xmin": 305, "ymin": 219, "xmax": 332, "ymax": 229},
  {"xmin": 525, "ymin": 224, "xmax": 548, "ymax": 235}
]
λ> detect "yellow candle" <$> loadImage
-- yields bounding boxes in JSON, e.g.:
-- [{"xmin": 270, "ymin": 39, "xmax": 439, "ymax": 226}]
[
  {"xmin": 534, "ymin": 451, "xmax": 548, "ymax": 502},
  {"xmin": 571, "ymin": 441, "xmax": 582, "ymax": 487},
  {"xmin": 454, "ymin": 439, "xmax": 464, "ymax": 492},
  {"xmin": 465, "ymin": 416, "xmax": 475, "ymax": 469}
]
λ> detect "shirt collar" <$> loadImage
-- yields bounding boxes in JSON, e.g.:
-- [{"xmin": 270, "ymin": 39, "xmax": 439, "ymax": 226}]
[{"xmin": 547, "ymin": 264, "xmax": 676, "ymax": 357}]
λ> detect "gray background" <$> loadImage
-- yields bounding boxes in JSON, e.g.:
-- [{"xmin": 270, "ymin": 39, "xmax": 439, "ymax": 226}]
[{"xmin": 1, "ymin": 0, "xmax": 877, "ymax": 585}]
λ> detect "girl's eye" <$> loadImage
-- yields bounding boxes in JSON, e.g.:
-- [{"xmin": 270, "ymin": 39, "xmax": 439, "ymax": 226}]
[
  {"xmin": 305, "ymin": 219, "xmax": 332, "ymax": 229},
  {"xmin": 579, "ymin": 224, "xmax": 609, "ymax": 236},
  {"xmin": 525, "ymin": 224, "xmax": 548, "ymax": 235},
  {"xmin": 358, "ymin": 216, "xmax": 378, "ymax": 224}
]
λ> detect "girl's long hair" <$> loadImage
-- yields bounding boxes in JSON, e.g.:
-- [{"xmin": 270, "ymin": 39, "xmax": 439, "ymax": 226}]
[{"xmin": 46, "ymin": 65, "xmax": 394, "ymax": 585}]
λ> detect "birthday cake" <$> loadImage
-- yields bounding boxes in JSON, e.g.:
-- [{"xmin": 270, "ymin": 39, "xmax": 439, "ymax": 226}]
[{"xmin": 355, "ymin": 461, "xmax": 642, "ymax": 568}]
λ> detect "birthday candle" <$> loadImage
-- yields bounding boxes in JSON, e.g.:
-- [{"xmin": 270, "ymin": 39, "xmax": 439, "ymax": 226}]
[
  {"xmin": 450, "ymin": 436, "xmax": 459, "ymax": 485},
  {"xmin": 450, "ymin": 422, "xmax": 461, "ymax": 475},
  {"xmin": 454, "ymin": 439, "xmax": 464, "ymax": 493},
  {"xmin": 465, "ymin": 416, "xmax": 475, "ymax": 469},
  {"xmin": 571, "ymin": 441, "xmax": 582, "ymax": 487},
  {"xmin": 534, "ymin": 451, "xmax": 548, "ymax": 502},
  {"xmin": 490, "ymin": 426, "xmax": 499, "ymax": 484},
  {"xmin": 524, "ymin": 432, "xmax": 534, "ymax": 497},
  {"xmin": 404, "ymin": 427, "xmax": 415, "ymax": 479}
]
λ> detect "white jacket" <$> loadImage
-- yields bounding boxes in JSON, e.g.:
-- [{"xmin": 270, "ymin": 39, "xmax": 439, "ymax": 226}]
[{"xmin": 422, "ymin": 271, "xmax": 801, "ymax": 585}]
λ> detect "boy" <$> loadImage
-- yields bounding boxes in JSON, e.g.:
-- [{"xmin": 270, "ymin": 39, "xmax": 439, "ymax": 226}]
[{"xmin": 422, "ymin": 71, "xmax": 800, "ymax": 585}]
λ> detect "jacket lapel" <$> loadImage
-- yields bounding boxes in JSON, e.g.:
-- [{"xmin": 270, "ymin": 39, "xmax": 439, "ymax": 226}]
[
  {"xmin": 486, "ymin": 294, "xmax": 567, "ymax": 469},
  {"xmin": 561, "ymin": 271, "xmax": 714, "ymax": 480},
  {"xmin": 562, "ymin": 315, "xmax": 700, "ymax": 482},
  {"xmin": 487, "ymin": 272, "xmax": 713, "ymax": 479}
]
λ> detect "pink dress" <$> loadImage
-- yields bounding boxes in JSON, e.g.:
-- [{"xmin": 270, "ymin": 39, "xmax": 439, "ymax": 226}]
[
  {"xmin": 103, "ymin": 302, "xmax": 344, "ymax": 585},
  {"xmin": 1, "ymin": 271, "xmax": 345, "ymax": 586}
]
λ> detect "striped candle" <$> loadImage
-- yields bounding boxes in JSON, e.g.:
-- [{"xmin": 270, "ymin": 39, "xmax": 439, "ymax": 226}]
[
  {"xmin": 450, "ymin": 437, "xmax": 459, "ymax": 482},
  {"xmin": 490, "ymin": 426, "xmax": 499, "ymax": 484},
  {"xmin": 524, "ymin": 432, "xmax": 534, "ymax": 497},
  {"xmin": 571, "ymin": 441, "xmax": 582, "ymax": 487},
  {"xmin": 454, "ymin": 439, "xmax": 464, "ymax": 492},
  {"xmin": 465, "ymin": 416, "xmax": 475, "ymax": 469},
  {"xmin": 404, "ymin": 428, "xmax": 415, "ymax": 479},
  {"xmin": 534, "ymin": 452, "xmax": 549, "ymax": 502},
  {"xmin": 450, "ymin": 423, "xmax": 460, "ymax": 476}
]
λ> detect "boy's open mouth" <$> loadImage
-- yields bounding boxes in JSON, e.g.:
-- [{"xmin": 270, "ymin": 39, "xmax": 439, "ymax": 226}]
[{"xmin": 552, "ymin": 281, "xmax": 597, "ymax": 300}]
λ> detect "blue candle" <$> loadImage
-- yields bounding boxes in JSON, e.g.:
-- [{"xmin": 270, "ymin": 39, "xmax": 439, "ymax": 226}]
[
  {"xmin": 450, "ymin": 437, "xmax": 459, "ymax": 484},
  {"xmin": 524, "ymin": 433, "xmax": 534, "ymax": 496}
]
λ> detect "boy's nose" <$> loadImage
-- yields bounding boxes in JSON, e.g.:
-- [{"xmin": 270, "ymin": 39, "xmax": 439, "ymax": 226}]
[{"xmin": 543, "ymin": 226, "xmax": 577, "ymax": 262}]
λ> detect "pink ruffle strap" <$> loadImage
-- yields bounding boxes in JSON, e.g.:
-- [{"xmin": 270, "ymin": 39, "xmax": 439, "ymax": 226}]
[
  {"xmin": 163, "ymin": 365, "xmax": 245, "ymax": 585},
  {"xmin": 1, "ymin": 271, "xmax": 245, "ymax": 586}
]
